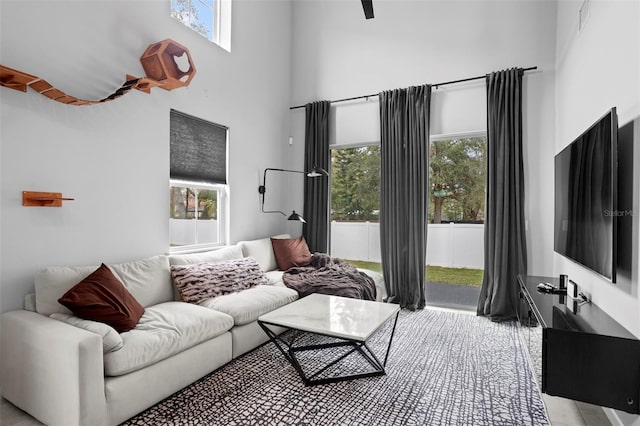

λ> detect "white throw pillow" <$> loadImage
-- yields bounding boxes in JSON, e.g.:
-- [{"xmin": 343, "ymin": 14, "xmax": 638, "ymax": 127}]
[
  {"xmin": 238, "ymin": 234, "xmax": 290, "ymax": 272},
  {"xmin": 109, "ymin": 255, "xmax": 173, "ymax": 308},
  {"xmin": 168, "ymin": 245, "xmax": 243, "ymax": 266},
  {"xmin": 50, "ymin": 313, "xmax": 124, "ymax": 353},
  {"xmin": 35, "ymin": 256, "xmax": 173, "ymax": 315},
  {"xmin": 35, "ymin": 265, "xmax": 98, "ymax": 315}
]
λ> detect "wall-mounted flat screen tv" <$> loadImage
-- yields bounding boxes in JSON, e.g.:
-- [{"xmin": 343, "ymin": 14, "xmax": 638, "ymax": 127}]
[{"xmin": 554, "ymin": 107, "xmax": 617, "ymax": 282}]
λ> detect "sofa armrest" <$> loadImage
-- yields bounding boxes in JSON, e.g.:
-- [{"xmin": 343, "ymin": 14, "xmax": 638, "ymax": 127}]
[
  {"xmin": 0, "ymin": 310, "xmax": 106, "ymax": 426},
  {"xmin": 357, "ymin": 268, "xmax": 387, "ymax": 302}
]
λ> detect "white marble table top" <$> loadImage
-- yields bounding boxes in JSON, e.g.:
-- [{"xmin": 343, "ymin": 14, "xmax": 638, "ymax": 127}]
[{"xmin": 258, "ymin": 293, "xmax": 400, "ymax": 342}]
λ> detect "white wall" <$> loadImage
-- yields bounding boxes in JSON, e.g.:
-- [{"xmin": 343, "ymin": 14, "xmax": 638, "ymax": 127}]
[
  {"xmin": 289, "ymin": 0, "xmax": 558, "ymax": 277},
  {"xmin": 555, "ymin": 0, "xmax": 640, "ymax": 336},
  {"xmin": 0, "ymin": 0, "xmax": 294, "ymax": 313},
  {"xmin": 555, "ymin": 2, "xmax": 640, "ymax": 423}
]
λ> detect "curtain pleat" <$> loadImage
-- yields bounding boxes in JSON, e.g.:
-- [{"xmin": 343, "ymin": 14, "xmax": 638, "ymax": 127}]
[
  {"xmin": 477, "ymin": 68, "xmax": 528, "ymax": 321},
  {"xmin": 303, "ymin": 101, "xmax": 331, "ymax": 253},
  {"xmin": 379, "ymin": 85, "xmax": 431, "ymax": 310}
]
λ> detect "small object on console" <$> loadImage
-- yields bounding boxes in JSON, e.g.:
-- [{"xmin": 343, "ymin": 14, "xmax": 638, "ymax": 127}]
[
  {"xmin": 567, "ymin": 280, "xmax": 579, "ymax": 298},
  {"xmin": 537, "ymin": 282, "xmax": 567, "ymax": 295},
  {"xmin": 537, "ymin": 282, "xmax": 555, "ymax": 292},
  {"xmin": 559, "ymin": 274, "xmax": 568, "ymax": 289}
]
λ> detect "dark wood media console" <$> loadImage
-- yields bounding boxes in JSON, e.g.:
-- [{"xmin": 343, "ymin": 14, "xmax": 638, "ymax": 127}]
[{"xmin": 517, "ymin": 275, "xmax": 640, "ymax": 414}]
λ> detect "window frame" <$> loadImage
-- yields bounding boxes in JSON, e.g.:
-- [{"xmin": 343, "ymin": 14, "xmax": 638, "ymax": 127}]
[
  {"xmin": 169, "ymin": 108, "xmax": 229, "ymax": 254},
  {"xmin": 169, "ymin": 179, "xmax": 230, "ymax": 254},
  {"xmin": 428, "ymin": 130, "xmax": 487, "ymax": 224},
  {"xmin": 329, "ymin": 143, "xmax": 381, "ymax": 223},
  {"xmin": 429, "ymin": 130, "xmax": 486, "ymax": 143},
  {"xmin": 170, "ymin": 0, "xmax": 231, "ymax": 51}
]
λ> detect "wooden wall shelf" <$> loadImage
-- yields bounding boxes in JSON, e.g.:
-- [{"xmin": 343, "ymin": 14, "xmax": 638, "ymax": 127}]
[{"xmin": 23, "ymin": 191, "xmax": 74, "ymax": 207}]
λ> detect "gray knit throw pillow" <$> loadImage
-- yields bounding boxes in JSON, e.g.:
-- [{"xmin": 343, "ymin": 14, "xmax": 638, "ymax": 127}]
[{"xmin": 171, "ymin": 257, "xmax": 267, "ymax": 304}]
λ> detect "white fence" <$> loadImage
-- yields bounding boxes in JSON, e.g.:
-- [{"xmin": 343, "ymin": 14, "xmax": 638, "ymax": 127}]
[
  {"xmin": 170, "ymin": 218, "xmax": 219, "ymax": 246},
  {"xmin": 330, "ymin": 221, "xmax": 484, "ymax": 269}
]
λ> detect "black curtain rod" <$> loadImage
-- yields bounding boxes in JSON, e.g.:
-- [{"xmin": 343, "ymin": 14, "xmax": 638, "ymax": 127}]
[{"xmin": 289, "ymin": 66, "xmax": 537, "ymax": 110}]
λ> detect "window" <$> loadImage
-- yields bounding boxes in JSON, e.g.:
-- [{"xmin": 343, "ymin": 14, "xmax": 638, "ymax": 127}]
[
  {"xmin": 170, "ymin": 0, "xmax": 232, "ymax": 51},
  {"xmin": 170, "ymin": 109, "xmax": 228, "ymax": 251},
  {"xmin": 170, "ymin": 181, "xmax": 227, "ymax": 248},
  {"xmin": 330, "ymin": 136, "xmax": 487, "ymax": 225},
  {"xmin": 329, "ymin": 144, "xmax": 381, "ymax": 263},
  {"xmin": 330, "ymin": 145, "xmax": 380, "ymax": 222},
  {"xmin": 429, "ymin": 135, "xmax": 487, "ymax": 224}
]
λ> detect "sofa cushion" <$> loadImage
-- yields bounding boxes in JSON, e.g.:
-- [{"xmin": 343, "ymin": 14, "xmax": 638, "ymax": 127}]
[
  {"xmin": 238, "ymin": 234, "xmax": 290, "ymax": 272},
  {"xmin": 24, "ymin": 293, "xmax": 36, "ymax": 312},
  {"xmin": 358, "ymin": 268, "xmax": 386, "ymax": 302},
  {"xmin": 35, "ymin": 265, "xmax": 98, "ymax": 315},
  {"xmin": 109, "ymin": 255, "xmax": 173, "ymax": 308},
  {"xmin": 264, "ymin": 270, "xmax": 285, "ymax": 286},
  {"xmin": 168, "ymin": 245, "xmax": 243, "ymax": 266},
  {"xmin": 35, "ymin": 255, "xmax": 173, "ymax": 316},
  {"xmin": 271, "ymin": 236, "xmax": 313, "ymax": 270},
  {"xmin": 50, "ymin": 313, "xmax": 124, "ymax": 353},
  {"xmin": 57, "ymin": 264, "xmax": 145, "ymax": 333},
  {"xmin": 171, "ymin": 257, "xmax": 267, "ymax": 304},
  {"xmin": 199, "ymin": 285, "xmax": 298, "ymax": 325},
  {"xmin": 104, "ymin": 301, "xmax": 233, "ymax": 376}
]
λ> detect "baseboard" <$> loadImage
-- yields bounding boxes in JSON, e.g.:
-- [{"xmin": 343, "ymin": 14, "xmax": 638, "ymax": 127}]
[{"xmin": 603, "ymin": 407, "xmax": 640, "ymax": 426}]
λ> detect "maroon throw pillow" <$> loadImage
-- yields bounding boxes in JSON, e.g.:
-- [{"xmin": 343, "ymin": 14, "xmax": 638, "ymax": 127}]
[
  {"xmin": 271, "ymin": 236, "xmax": 312, "ymax": 270},
  {"xmin": 58, "ymin": 263, "xmax": 144, "ymax": 333}
]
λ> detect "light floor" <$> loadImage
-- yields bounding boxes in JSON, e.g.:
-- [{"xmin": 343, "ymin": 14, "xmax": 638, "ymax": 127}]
[
  {"xmin": 1, "ymin": 290, "xmax": 612, "ymax": 426},
  {"xmin": 544, "ymin": 395, "xmax": 612, "ymax": 426},
  {"xmin": 1, "ymin": 394, "xmax": 612, "ymax": 425}
]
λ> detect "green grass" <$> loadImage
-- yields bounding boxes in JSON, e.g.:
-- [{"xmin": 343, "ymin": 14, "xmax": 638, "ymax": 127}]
[
  {"xmin": 345, "ymin": 259, "xmax": 483, "ymax": 287},
  {"xmin": 427, "ymin": 265, "xmax": 483, "ymax": 287}
]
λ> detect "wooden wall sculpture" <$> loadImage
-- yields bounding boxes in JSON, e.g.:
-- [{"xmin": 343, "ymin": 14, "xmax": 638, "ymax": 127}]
[{"xmin": 0, "ymin": 39, "xmax": 196, "ymax": 106}]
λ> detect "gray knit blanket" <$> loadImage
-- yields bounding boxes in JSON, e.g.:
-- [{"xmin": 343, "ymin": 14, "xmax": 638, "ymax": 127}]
[{"xmin": 282, "ymin": 253, "xmax": 376, "ymax": 301}]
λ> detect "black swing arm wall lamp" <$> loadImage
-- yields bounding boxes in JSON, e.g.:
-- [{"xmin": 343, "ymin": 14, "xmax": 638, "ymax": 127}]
[{"xmin": 258, "ymin": 166, "xmax": 329, "ymax": 223}]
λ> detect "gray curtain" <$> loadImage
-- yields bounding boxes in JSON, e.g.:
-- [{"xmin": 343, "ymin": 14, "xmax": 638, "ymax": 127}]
[
  {"xmin": 477, "ymin": 68, "xmax": 528, "ymax": 321},
  {"xmin": 379, "ymin": 85, "xmax": 431, "ymax": 310},
  {"xmin": 303, "ymin": 101, "xmax": 331, "ymax": 253}
]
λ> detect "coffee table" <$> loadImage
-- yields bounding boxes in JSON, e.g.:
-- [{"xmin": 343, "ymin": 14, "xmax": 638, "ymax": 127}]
[{"xmin": 258, "ymin": 293, "xmax": 400, "ymax": 386}]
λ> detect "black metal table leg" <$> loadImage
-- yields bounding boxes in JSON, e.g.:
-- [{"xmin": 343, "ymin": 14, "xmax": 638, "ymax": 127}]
[{"xmin": 258, "ymin": 311, "xmax": 400, "ymax": 386}]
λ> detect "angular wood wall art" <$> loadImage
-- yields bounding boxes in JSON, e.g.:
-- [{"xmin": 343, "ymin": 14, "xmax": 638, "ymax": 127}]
[
  {"xmin": 140, "ymin": 39, "xmax": 196, "ymax": 90},
  {"xmin": 0, "ymin": 39, "xmax": 196, "ymax": 106}
]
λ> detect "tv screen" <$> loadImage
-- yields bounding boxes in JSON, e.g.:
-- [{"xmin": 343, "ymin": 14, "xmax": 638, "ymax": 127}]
[{"xmin": 554, "ymin": 108, "xmax": 617, "ymax": 282}]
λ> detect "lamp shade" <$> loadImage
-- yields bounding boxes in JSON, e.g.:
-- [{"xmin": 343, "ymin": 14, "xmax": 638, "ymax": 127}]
[
  {"xmin": 306, "ymin": 166, "xmax": 329, "ymax": 178},
  {"xmin": 287, "ymin": 211, "xmax": 306, "ymax": 223}
]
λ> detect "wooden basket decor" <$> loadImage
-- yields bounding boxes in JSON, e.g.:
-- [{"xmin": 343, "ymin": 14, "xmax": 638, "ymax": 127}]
[{"xmin": 0, "ymin": 39, "xmax": 196, "ymax": 106}]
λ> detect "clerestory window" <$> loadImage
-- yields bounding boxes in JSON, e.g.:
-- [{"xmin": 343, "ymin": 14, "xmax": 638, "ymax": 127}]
[{"xmin": 170, "ymin": 0, "xmax": 232, "ymax": 51}]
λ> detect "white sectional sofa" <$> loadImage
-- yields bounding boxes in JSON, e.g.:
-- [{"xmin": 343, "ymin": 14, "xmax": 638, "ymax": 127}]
[{"xmin": 0, "ymin": 235, "xmax": 385, "ymax": 426}]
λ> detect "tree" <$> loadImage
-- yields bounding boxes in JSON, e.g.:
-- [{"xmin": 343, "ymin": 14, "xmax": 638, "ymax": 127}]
[
  {"xmin": 169, "ymin": 187, "xmax": 217, "ymax": 219},
  {"xmin": 197, "ymin": 189, "xmax": 218, "ymax": 220},
  {"xmin": 331, "ymin": 146, "xmax": 380, "ymax": 221},
  {"xmin": 170, "ymin": 186, "xmax": 189, "ymax": 219},
  {"xmin": 170, "ymin": 0, "xmax": 211, "ymax": 39},
  {"xmin": 429, "ymin": 137, "xmax": 486, "ymax": 223},
  {"xmin": 330, "ymin": 138, "xmax": 485, "ymax": 224}
]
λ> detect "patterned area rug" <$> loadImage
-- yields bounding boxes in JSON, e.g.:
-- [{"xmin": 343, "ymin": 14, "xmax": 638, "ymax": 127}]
[{"xmin": 122, "ymin": 307, "xmax": 549, "ymax": 425}]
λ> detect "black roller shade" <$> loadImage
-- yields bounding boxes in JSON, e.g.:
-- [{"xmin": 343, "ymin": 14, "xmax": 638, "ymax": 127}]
[{"xmin": 170, "ymin": 109, "xmax": 227, "ymax": 184}]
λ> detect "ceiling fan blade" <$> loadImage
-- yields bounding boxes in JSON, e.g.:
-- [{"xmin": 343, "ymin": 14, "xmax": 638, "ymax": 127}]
[{"xmin": 361, "ymin": 0, "xmax": 374, "ymax": 19}]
